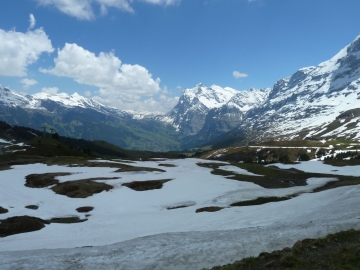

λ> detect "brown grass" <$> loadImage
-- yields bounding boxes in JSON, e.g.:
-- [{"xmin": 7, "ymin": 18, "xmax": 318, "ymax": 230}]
[
  {"xmin": 48, "ymin": 217, "xmax": 87, "ymax": 223},
  {"xmin": 76, "ymin": 206, "xmax": 94, "ymax": 213},
  {"xmin": 122, "ymin": 179, "xmax": 172, "ymax": 191},
  {"xmin": 0, "ymin": 206, "xmax": 8, "ymax": 214},
  {"xmin": 0, "ymin": 216, "xmax": 49, "ymax": 237},
  {"xmin": 52, "ymin": 180, "xmax": 113, "ymax": 198},
  {"xmin": 25, "ymin": 173, "xmax": 118, "ymax": 198},
  {"xmin": 230, "ymin": 196, "xmax": 292, "ymax": 207},
  {"xmin": 25, "ymin": 205, "xmax": 39, "ymax": 210},
  {"xmin": 196, "ymin": 206, "xmax": 224, "ymax": 213},
  {"xmin": 25, "ymin": 173, "xmax": 71, "ymax": 188},
  {"xmin": 158, "ymin": 163, "xmax": 177, "ymax": 167}
]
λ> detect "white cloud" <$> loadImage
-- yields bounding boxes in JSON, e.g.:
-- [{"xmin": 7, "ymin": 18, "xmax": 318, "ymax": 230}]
[
  {"xmin": 35, "ymin": 0, "xmax": 180, "ymax": 20},
  {"xmin": 233, "ymin": 71, "xmax": 249, "ymax": 79},
  {"xmin": 141, "ymin": 0, "xmax": 180, "ymax": 5},
  {"xmin": 0, "ymin": 27, "xmax": 53, "ymax": 76},
  {"xmin": 35, "ymin": 0, "xmax": 95, "ymax": 20},
  {"xmin": 28, "ymin": 14, "xmax": 36, "ymax": 29},
  {"xmin": 40, "ymin": 43, "xmax": 176, "ymax": 112},
  {"xmin": 21, "ymin": 78, "xmax": 38, "ymax": 89},
  {"xmin": 42, "ymin": 87, "xmax": 59, "ymax": 95},
  {"xmin": 84, "ymin": 90, "xmax": 92, "ymax": 96}
]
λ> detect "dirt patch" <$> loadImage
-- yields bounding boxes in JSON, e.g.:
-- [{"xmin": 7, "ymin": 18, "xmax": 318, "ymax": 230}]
[
  {"xmin": 25, "ymin": 205, "xmax": 39, "ymax": 210},
  {"xmin": 199, "ymin": 162, "xmax": 348, "ymax": 190},
  {"xmin": 158, "ymin": 163, "xmax": 176, "ymax": 167},
  {"xmin": 48, "ymin": 217, "xmax": 87, "ymax": 223},
  {"xmin": 122, "ymin": 179, "xmax": 172, "ymax": 191},
  {"xmin": 0, "ymin": 216, "xmax": 49, "ymax": 237},
  {"xmin": 52, "ymin": 180, "xmax": 113, "ymax": 198},
  {"xmin": 167, "ymin": 205, "xmax": 190, "ymax": 210},
  {"xmin": 70, "ymin": 161, "xmax": 165, "ymax": 173},
  {"xmin": 312, "ymin": 176, "xmax": 360, "ymax": 193},
  {"xmin": 324, "ymin": 158, "xmax": 360, "ymax": 166},
  {"xmin": 0, "ymin": 206, "xmax": 8, "ymax": 214},
  {"xmin": 76, "ymin": 206, "xmax": 94, "ymax": 213},
  {"xmin": 196, "ymin": 206, "xmax": 224, "ymax": 213},
  {"xmin": 209, "ymin": 229, "xmax": 360, "ymax": 270},
  {"xmin": 230, "ymin": 196, "xmax": 293, "ymax": 207},
  {"xmin": 114, "ymin": 167, "xmax": 165, "ymax": 173},
  {"xmin": 25, "ymin": 173, "xmax": 71, "ymax": 188},
  {"xmin": 25, "ymin": 173, "xmax": 116, "ymax": 198}
]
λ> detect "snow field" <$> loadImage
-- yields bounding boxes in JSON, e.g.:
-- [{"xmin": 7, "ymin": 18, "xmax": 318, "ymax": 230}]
[{"xmin": 0, "ymin": 158, "xmax": 360, "ymax": 269}]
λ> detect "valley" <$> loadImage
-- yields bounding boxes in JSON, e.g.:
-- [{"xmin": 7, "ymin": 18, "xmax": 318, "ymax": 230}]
[
  {"xmin": 1, "ymin": 123, "xmax": 360, "ymax": 269},
  {"xmin": 0, "ymin": 27, "xmax": 360, "ymax": 270}
]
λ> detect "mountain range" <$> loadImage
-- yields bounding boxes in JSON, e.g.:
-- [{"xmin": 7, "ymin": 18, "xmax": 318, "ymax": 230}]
[{"xmin": 1, "ymin": 34, "xmax": 360, "ymax": 150}]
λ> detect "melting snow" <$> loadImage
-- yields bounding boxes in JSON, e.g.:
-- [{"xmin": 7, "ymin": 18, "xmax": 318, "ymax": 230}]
[{"xmin": 0, "ymin": 159, "xmax": 360, "ymax": 269}]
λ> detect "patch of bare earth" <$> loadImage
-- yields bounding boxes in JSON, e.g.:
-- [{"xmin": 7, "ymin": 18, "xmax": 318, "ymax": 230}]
[
  {"xmin": 0, "ymin": 206, "xmax": 8, "ymax": 214},
  {"xmin": 25, "ymin": 173, "xmax": 117, "ymax": 198},
  {"xmin": 114, "ymin": 167, "xmax": 165, "ymax": 173},
  {"xmin": 25, "ymin": 173, "xmax": 71, "ymax": 188},
  {"xmin": 196, "ymin": 206, "xmax": 224, "ymax": 213},
  {"xmin": 167, "ymin": 205, "xmax": 190, "ymax": 210},
  {"xmin": 70, "ymin": 161, "xmax": 165, "ymax": 173},
  {"xmin": 122, "ymin": 179, "xmax": 172, "ymax": 191},
  {"xmin": 158, "ymin": 163, "xmax": 176, "ymax": 167},
  {"xmin": 52, "ymin": 180, "xmax": 113, "ymax": 198},
  {"xmin": 230, "ymin": 196, "xmax": 293, "ymax": 207},
  {"xmin": 76, "ymin": 206, "xmax": 94, "ymax": 213},
  {"xmin": 48, "ymin": 217, "xmax": 87, "ymax": 223},
  {"xmin": 0, "ymin": 216, "xmax": 49, "ymax": 237}
]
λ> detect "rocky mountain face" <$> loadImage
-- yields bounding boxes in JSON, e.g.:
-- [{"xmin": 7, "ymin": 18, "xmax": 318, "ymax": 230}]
[
  {"xmin": 160, "ymin": 84, "xmax": 239, "ymax": 135},
  {"xmin": 215, "ymin": 34, "xmax": 360, "ymax": 146},
  {"xmin": 179, "ymin": 87, "xmax": 271, "ymax": 148}
]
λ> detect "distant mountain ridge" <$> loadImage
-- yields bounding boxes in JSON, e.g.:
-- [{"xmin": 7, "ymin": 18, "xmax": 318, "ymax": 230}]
[
  {"xmin": 1, "ymin": 34, "xmax": 360, "ymax": 150},
  {"xmin": 0, "ymin": 87, "xmax": 181, "ymax": 151}
]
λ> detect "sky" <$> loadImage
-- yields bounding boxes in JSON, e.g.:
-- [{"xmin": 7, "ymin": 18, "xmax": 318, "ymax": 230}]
[{"xmin": 0, "ymin": 0, "xmax": 360, "ymax": 113}]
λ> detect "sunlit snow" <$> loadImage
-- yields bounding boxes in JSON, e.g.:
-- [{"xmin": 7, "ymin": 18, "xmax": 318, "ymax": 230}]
[{"xmin": 1, "ymin": 159, "xmax": 360, "ymax": 269}]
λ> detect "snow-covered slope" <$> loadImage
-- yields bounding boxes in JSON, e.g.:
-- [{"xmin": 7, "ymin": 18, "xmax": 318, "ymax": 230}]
[{"xmin": 226, "ymin": 34, "xmax": 360, "ymax": 144}]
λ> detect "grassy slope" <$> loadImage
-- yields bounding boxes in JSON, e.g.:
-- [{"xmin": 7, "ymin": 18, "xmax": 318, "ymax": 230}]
[{"xmin": 207, "ymin": 229, "xmax": 360, "ymax": 270}]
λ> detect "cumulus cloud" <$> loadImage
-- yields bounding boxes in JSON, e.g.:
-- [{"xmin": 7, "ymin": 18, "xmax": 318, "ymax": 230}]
[
  {"xmin": 41, "ymin": 43, "xmax": 176, "ymax": 112},
  {"xmin": 28, "ymin": 14, "xmax": 36, "ymax": 29},
  {"xmin": 84, "ymin": 90, "xmax": 92, "ymax": 96},
  {"xmin": 0, "ymin": 24, "xmax": 54, "ymax": 76},
  {"xmin": 233, "ymin": 71, "xmax": 249, "ymax": 79},
  {"xmin": 21, "ymin": 78, "xmax": 38, "ymax": 89},
  {"xmin": 42, "ymin": 87, "xmax": 59, "ymax": 95},
  {"xmin": 35, "ymin": 0, "xmax": 179, "ymax": 20}
]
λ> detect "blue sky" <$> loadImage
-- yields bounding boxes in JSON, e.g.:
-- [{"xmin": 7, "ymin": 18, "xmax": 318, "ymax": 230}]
[{"xmin": 1, "ymin": 0, "xmax": 360, "ymax": 112}]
